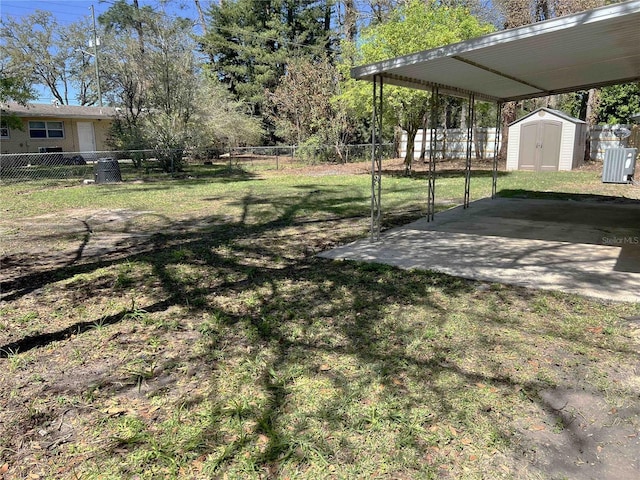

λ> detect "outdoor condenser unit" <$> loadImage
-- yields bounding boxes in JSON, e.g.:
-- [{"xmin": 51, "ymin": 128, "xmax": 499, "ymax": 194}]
[{"xmin": 602, "ymin": 148, "xmax": 637, "ymax": 183}]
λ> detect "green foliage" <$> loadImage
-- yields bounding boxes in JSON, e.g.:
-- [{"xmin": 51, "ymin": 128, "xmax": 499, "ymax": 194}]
[
  {"xmin": 202, "ymin": 0, "xmax": 335, "ymax": 136},
  {"xmin": 268, "ymin": 56, "xmax": 354, "ymax": 160},
  {"xmin": 339, "ymin": 0, "xmax": 494, "ymax": 167},
  {"xmin": 0, "ymin": 76, "xmax": 35, "ymax": 129},
  {"xmin": 142, "ymin": 77, "xmax": 263, "ymax": 172},
  {"xmin": 0, "ymin": 76, "xmax": 34, "ymax": 106},
  {"xmin": 1, "ymin": 10, "xmax": 95, "ymax": 105},
  {"xmin": 597, "ymin": 83, "xmax": 640, "ymax": 124},
  {"xmin": 559, "ymin": 83, "xmax": 640, "ymax": 125},
  {"xmin": 98, "ymin": 2, "xmax": 263, "ymax": 168}
]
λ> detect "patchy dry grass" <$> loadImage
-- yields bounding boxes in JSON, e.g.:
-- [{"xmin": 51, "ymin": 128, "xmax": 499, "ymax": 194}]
[{"xmin": 1, "ymin": 160, "xmax": 639, "ymax": 479}]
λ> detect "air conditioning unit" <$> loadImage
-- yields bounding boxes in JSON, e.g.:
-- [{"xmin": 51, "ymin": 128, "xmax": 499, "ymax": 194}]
[{"xmin": 602, "ymin": 148, "xmax": 637, "ymax": 183}]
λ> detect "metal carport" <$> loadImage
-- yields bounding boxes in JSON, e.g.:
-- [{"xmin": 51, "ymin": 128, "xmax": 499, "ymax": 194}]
[{"xmin": 352, "ymin": 0, "xmax": 640, "ymax": 240}]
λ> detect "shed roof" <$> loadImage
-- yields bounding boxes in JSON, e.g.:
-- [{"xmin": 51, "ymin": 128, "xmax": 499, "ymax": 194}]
[
  {"xmin": 509, "ymin": 107, "xmax": 586, "ymax": 126},
  {"xmin": 351, "ymin": 0, "xmax": 640, "ymax": 103},
  {"xmin": 4, "ymin": 102, "xmax": 117, "ymax": 120}
]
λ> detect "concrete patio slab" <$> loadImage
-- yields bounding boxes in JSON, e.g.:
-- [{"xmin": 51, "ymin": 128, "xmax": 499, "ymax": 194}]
[{"xmin": 319, "ymin": 197, "xmax": 640, "ymax": 302}]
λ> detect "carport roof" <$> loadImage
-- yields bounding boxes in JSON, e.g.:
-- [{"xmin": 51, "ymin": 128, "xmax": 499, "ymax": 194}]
[{"xmin": 351, "ymin": 0, "xmax": 640, "ymax": 103}]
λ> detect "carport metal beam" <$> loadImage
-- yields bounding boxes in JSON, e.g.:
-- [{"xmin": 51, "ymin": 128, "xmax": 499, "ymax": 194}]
[
  {"xmin": 492, "ymin": 103, "xmax": 502, "ymax": 199},
  {"xmin": 371, "ymin": 75, "xmax": 383, "ymax": 241},
  {"xmin": 464, "ymin": 93, "xmax": 476, "ymax": 209},
  {"xmin": 363, "ymin": 1, "xmax": 640, "ymax": 241}
]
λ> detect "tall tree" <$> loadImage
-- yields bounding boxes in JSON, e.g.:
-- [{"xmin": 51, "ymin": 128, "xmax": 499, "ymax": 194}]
[
  {"xmin": 202, "ymin": 0, "xmax": 335, "ymax": 126},
  {"xmin": 99, "ymin": 1, "xmax": 262, "ymax": 168},
  {"xmin": 596, "ymin": 83, "xmax": 640, "ymax": 125},
  {"xmin": 268, "ymin": 56, "xmax": 352, "ymax": 160},
  {"xmin": 0, "ymin": 67, "xmax": 35, "ymax": 130},
  {"xmin": 1, "ymin": 11, "xmax": 95, "ymax": 105},
  {"xmin": 340, "ymin": 0, "xmax": 493, "ymax": 172}
]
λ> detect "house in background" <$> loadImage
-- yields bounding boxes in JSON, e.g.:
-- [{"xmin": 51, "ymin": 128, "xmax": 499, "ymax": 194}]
[{"xmin": 0, "ymin": 102, "xmax": 117, "ymax": 154}]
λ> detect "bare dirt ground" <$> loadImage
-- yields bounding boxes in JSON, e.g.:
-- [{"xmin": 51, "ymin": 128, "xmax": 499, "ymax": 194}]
[{"xmin": 1, "ymin": 159, "xmax": 639, "ymax": 479}]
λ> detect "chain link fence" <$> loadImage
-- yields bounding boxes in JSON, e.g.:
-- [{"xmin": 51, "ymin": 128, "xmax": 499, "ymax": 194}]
[{"xmin": 0, "ymin": 143, "xmax": 395, "ymax": 184}]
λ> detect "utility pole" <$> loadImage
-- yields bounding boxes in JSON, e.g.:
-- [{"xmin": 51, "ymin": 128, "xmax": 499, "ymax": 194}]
[{"xmin": 90, "ymin": 4, "xmax": 103, "ymax": 107}]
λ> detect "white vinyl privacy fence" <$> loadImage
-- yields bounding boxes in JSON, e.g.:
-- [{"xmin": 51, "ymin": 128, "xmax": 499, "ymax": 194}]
[
  {"xmin": 399, "ymin": 128, "xmax": 500, "ymax": 161},
  {"xmin": 400, "ymin": 125, "xmax": 639, "ymax": 162}
]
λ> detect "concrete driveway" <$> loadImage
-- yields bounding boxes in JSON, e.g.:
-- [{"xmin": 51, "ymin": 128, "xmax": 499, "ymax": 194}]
[{"xmin": 319, "ymin": 197, "xmax": 640, "ymax": 302}]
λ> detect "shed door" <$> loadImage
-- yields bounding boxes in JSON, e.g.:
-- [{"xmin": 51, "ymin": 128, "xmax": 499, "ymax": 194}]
[
  {"xmin": 539, "ymin": 121, "xmax": 562, "ymax": 171},
  {"xmin": 518, "ymin": 120, "xmax": 562, "ymax": 171},
  {"xmin": 77, "ymin": 122, "xmax": 96, "ymax": 153},
  {"xmin": 518, "ymin": 123, "xmax": 539, "ymax": 170}
]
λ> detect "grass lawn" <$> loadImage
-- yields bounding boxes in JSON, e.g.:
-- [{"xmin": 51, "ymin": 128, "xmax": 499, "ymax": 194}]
[{"xmin": 1, "ymin": 159, "xmax": 639, "ymax": 479}]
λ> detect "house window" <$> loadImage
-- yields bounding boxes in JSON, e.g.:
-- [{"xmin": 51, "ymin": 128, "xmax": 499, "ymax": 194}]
[
  {"xmin": 29, "ymin": 121, "xmax": 64, "ymax": 139},
  {"xmin": 0, "ymin": 126, "xmax": 8, "ymax": 139}
]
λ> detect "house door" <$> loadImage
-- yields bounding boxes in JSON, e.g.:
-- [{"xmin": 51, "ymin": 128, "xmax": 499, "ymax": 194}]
[
  {"xmin": 77, "ymin": 122, "xmax": 96, "ymax": 153},
  {"xmin": 518, "ymin": 120, "xmax": 562, "ymax": 171}
]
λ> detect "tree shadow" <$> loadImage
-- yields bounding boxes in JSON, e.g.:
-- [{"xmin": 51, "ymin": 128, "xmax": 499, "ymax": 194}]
[
  {"xmin": 1, "ymin": 184, "xmax": 637, "ymax": 478},
  {"xmin": 382, "ymin": 168, "xmax": 511, "ymax": 180}
]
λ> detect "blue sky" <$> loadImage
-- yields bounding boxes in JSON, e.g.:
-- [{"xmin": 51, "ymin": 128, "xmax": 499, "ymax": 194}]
[
  {"xmin": 0, "ymin": 0, "xmax": 201, "ymax": 26},
  {"xmin": 1, "ymin": 0, "xmax": 204, "ymax": 104}
]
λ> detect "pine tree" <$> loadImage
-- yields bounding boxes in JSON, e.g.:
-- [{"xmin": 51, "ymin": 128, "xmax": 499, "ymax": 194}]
[{"xmin": 202, "ymin": 0, "xmax": 335, "ymax": 123}]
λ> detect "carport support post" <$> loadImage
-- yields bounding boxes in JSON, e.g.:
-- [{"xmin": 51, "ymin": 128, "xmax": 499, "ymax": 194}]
[
  {"xmin": 427, "ymin": 87, "xmax": 439, "ymax": 222},
  {"xmin": 492, "ymin": 102, "xmax": 502, "ymax": 198},
  {"xmin": 464, "ymin": 93, "xmax": 475, "ymax": 209},
  {"xmin": 371, "ymin": 74, "xmax": 383, "ymax": 241}
]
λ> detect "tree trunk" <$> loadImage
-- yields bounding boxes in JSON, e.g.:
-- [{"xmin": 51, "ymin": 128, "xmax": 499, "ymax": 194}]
[
  {"xmin": 498, "ymin": 102, "xmax": 516, "ymax": 160},
  {"xmin": 194, "ymin": 0, "xmax": 207, "ymax": 35},
  {"xmin": 343, "ymin": 0, "xmax": 357, "ymax": 41},
  {"xmin": 404, "ymin": 127, "xmax": 418, "ymax": 176},
  {"xmin": 584, "ymin": 88, "xmax": 600, "ymax": 162},
  {"xmin": 419, "ymin": 113, "xmax": 429, "ymax": 162}
]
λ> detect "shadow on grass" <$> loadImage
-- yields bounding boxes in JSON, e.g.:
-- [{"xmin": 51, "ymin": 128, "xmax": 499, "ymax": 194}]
[
  {"xmin": 382, "ymin": 168, "xmax": 511, "ymax": 180},
  {"xmin": 498, "ymin": 189, "xmax": 640, "ymax": 204},
  {"xmin": 1, "ymin": 184, "xmax": 637, "ymax": 478}
]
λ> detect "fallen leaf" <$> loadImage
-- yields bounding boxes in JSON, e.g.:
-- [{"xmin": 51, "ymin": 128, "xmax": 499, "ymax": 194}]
[
  {"xmin": 1, "ymin": 463, "xmax": 8, "ymax": 474},
  {"xmin": 587, "ymin": 326, "xmax": 604, "ymax": 334},
  {"xmin": 449, "ymin": 426, "xmax": 458, "ymax": 437},
  {"xmin": 257, "ymin": 434, "xmax": 269, "ymax": 444},
  {"xmin": 475, "ymin": 382, "xmax": 486, "ymax": 388},
  {"xmin": 460, "ymin": 437, "xmax": 472, "ymax": 445},
  {"xmin": 597, "ymin": 445, "xmax": 603, "ymax": 453},
  {"xmin": 429, "ymin": 425, "xmax": 438, "ymax": 432},
  {"xmin": 392, "ymin": 378, "xmax": 403, "ymax": 386},
  {"xmin": 609, "ymin": 407, "xmax": 618, "ymax": 414},
  {"xmin": 500, "ymin": 465, "xmax": 510, "ymax": 473},
  {"xmin": 103, "ymin": 407, "xmax": 127, "ymax": 417},
  {"xmin": 318, "ymin": 364, "xmax": 331, "ymax": 371},
  {"xmin": 530, "ymin": 424, "xmax": 546, "ymax": 431},
  {"xmin": 469, "ymin": 454, "xmax": 478, "ymax": 461}
]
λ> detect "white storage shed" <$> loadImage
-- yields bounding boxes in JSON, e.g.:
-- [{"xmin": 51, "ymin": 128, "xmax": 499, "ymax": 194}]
[{"xmin": 506, "ymin": 108, "xmax": 587, "ymax": 171}]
